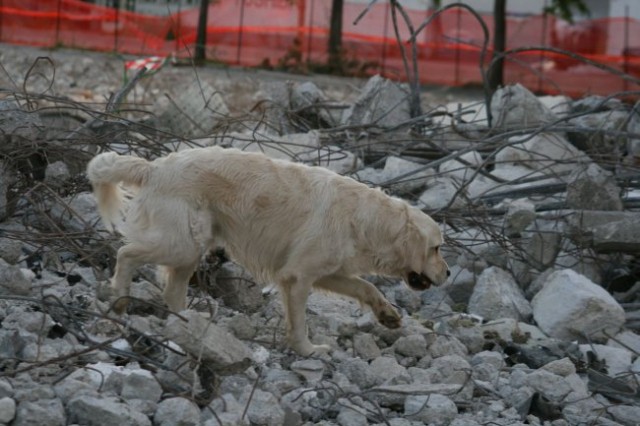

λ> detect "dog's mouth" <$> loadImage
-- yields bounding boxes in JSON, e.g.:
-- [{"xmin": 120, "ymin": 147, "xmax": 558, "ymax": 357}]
[{"xmin": 407, "ymin": 271, "xmax": 433, "ymax": 290}]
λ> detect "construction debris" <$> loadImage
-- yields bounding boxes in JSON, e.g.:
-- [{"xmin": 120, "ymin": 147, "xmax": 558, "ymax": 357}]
[{"xmin": 0, "ymin": 44, "xmax": 639, "ymax": 426}]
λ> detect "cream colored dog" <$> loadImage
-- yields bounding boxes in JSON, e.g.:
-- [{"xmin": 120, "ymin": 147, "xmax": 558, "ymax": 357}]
[{"xmin": 87, "ymin": 146, "xmax": 450, "ymax": 356}]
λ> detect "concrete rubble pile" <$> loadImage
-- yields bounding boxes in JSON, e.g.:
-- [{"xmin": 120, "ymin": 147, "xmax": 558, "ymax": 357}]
[{"xmin": 0, "ymin": 46, "xmax": 639, "ymax": 426}]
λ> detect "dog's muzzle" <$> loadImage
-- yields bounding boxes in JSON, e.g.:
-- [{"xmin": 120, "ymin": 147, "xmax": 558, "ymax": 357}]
[{"xmin": 407, "ymin": 271, "xmax": 433, "ymax": 290}]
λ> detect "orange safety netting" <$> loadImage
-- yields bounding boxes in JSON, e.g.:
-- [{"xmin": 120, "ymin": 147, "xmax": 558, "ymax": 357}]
[{"xmin": 1, "ymin": 0, "xmax": 639, "ymax": 98}]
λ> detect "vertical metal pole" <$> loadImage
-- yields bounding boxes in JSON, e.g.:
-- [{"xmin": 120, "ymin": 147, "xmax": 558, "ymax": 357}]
[
  {"xmin": 297, "ymin": 0, "xmax": 306, "ymax": 63},
  {"xmin": 624, "ymin": 5, "xmax": 629, "ymax": 92},
  {"xmin": 539, "ymin": 0, "xmax": 548, "ymax": 93},
  {"xmin": 236, "ymin": 0, "xmax": 246, "ymax": 65},
  {"xmin": 381, "ymin": 1, "xmax": 389, "ymax": 75},
  {"xmin": 176, "ymin": 1, "xmax": 181, "ymax": 52},
  {"xmin": 307, "ymin": 0, "xmax": 315, "ymax": 64},
  {"xmin": 195, "ymin": 0, "xmax": 209, "ymax": 64},
  {"xmin": 455, "ymin": 7, "xmax": 461, "ymax": 85},
  {"xmin": 114, "ymin": 0, "xmax": 120, "ymax": 53},
  {"xmin": 56, "ymin": 0, "xmax": 62, "ymax": 46}
]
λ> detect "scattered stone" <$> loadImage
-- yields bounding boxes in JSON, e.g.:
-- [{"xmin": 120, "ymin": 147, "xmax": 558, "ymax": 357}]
[
  {"xmin": 127, "ymin": 279, "xmax": 164, "ymax": 313},
  {"xmin": 44, "ymin": 161, "xmax": 71, "ymax": 186},
  {"xmin": 262, "ymin": 368, "xmax": 302, "ymax": 397},
  {"xmin": 579, "ymin": 344, "xmax": 634, "ymax": 385},
  {"xmin": 211, "ymin": 262, "xmax": 264, "ymax": 313},
  {"xmin": 336, "ymin": 404, "xmax": 368, "ymax": 426},
  {"xmin": 626, "ymin": 100, "xmax": 640, "ymax": 162},
  {"xmin": 0, "ymin": 236, "xmax": 22, "ymax": 264},
  {"xmin": 2, "ymin": 308, "xmax": 55, "ymax": 334},
  {"xmin": 46, "ymin": 192, "xmax": 102, "ymax": 233},
  {"xmin": 591, "ymin": 215, "xmax": 640, "ymax": 253},
  {"xmin": 226, "ymin": 313, "xmax": 257, "ymax": 340},
  {"xmin": 439, "ymin": 150, "xmax": 483, "ymax": 183},
  {"xmin": 564, "ymin": 210, "xmax": 640, "ymax": 253},
  {"xmin": 0, "ymin": 161, "xmax": 12, "ymax": 220},
  {"xmin": 567, "ymin": 110, "xmax": 629, "ymax": 158},
  {"xmin": 502, "ymin": 199, "xmax": 536, "ymax": 237},
  {"xmin": 468, "ymin": 267, "xmax": 532, "ymax": 321},
  {"xmin": 404, "ymin": 393, "xmax": 458, "ymax": 425},
  {"xmin": 540, "ymin": 357, "xmax": 576, "ymax": 377},
  {"xmin": 13, "ymin": 398, "xmax": 66, "ymax": 426},
  {"xmin": 156, "ymin": 81, "xmax": 229, "ymax": 138},
  {"xmin": 369, "ymin": 356, "xmax": 409, "ymax": 386},
  {"xmin": 120, "ymin": 369, "xmax": 163, "ymax": 403},
  {"xmin": 607, "ymin": 330, "xmax": 640, "ymax": 354},
  {"xmin": 524, "ymin": 369, "xmax": 573, "ymax": 403},
  {"xmin": 337, "ymin": 358, "xmax": 376, "ymax": 390},
  {"xmin": 291, "ymin": 359, "xmax": 325, "ymax": 384},
  {"xmin": 154, "ymin": 397, "xmax": 200, "ymax": 426},
  {"xmin": 369, "ymin": 383, "xmax": 463, "ymax": 407},
  {"xmin": 430, "ymin": 354, "xmax": 474, "ymax": 400},
  {"xmin": 240, "ymin": 389, "xmax": 285, "ymax": 426},
  {"xmin": 0, "ymin": 397, "xmax": 16, "ymax": 424},
  {"xmin": 393, "ymin": 334, "xmax": 428, "ymax": 358},
  {"xmin": 380, "ymin": 156, "xmax": 434, "ymax": 194},
  {"xmin": 523, "ymin": 219, "xmax": 563, "ymax": 270},
  {"xmin": 443, "ymin": 266, "xmax": 476, "ymax": 305},
  {"xmin": 163, "ymin": 310, "xmax": 252, "ymax": 373},
  {"xmin": 571, "ymin": 95, "xmax": 624, "ymax": 113},
  {"xmin": 607, "ymin": 405, "xmax": 640, "ymax": 426},
  {"xmin": 352, "ymin": 333, "xmax": 381, "ymax": 360},
  {"xmin": 2, "ymin": 47, "xmax": 640, "ymax": 426},
  {"xmin": 496, "ymin": 132, "xmax": 589, "ymax": 175},
  {"xmin": 418, "ymin": 177, "xmax": 465, "ymax": 210},
  {"xmin": 67, "ymin": 394, "xmax": 150, "ymax": 426},
  {"xmin": 532, "ymin": 269, "xmax": 626, "ymax": 342},
  {"xmin": 566, "ymin": 163, "xmax": 623, "ymax": 211},
  {"xmin": 343, "ymin": 74, "xmax": 411, "ymax": 129},
  {"xmin": 0, "ymin": 259, "xmax": 32, "ymax": 296},
  {"xmin": 0, "ymin": 379, "xmax": 12, "ymax": 399},
  {"xmin": 290, "ymin": 81, "xmax": 336, "ymax": 128},
  {"xmin": 427, "ymin": 335, "xmax": 469, "ymax": 359},
  {"xmin": 490, "ymin": 84, "xmax": 557, "ymax": 128}
]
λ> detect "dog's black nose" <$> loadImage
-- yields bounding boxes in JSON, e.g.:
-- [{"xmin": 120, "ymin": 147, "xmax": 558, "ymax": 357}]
[{"xmin": 446, "ymin": 269, "xmax": 451, "ymax": 277}]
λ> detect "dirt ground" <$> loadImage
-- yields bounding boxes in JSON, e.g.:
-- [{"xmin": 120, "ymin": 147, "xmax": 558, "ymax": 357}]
[{"xmin": 0, "ymin": 42, "xmax": 486, "ymax": 117}]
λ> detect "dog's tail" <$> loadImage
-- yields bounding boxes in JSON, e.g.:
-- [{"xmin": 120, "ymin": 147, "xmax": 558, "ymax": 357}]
[{"xmin": 86, "ymin": 152, "xmax": 153, "ymax": 231}]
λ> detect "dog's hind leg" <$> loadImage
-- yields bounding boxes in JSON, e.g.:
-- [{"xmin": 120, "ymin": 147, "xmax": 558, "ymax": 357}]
[
  {"xmin": 111, "ymin": 243, "xmax": 169, "ymax": 314},
  {"xmin": 279, "ymin": 276, "xmax": 331, "ymax": 356},
  {"xmin": 162, "ymin": 262, "xmax": 198, "ymax": 313},
  {"xmin": 313, "ymin": 275, "xmax": 402, "ymax": 329}
]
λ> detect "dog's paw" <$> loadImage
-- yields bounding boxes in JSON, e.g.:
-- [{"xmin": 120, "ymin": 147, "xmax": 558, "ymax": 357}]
[
  {"xmin": 111, "ymin": 298, "xmax": 129, "ymax": 315},
  {"xmin": 290, "ymin": 340, "xmax": 332, "ymax": 357},
  {"xmin": 376, "ymin": 304, "xmax": 402, "ymax": 329}
]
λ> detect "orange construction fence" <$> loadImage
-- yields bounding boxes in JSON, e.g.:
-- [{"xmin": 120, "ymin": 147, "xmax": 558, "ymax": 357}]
[{"xmin": 1, "ymin": 0, "xmax": 639, "ymax": 98}]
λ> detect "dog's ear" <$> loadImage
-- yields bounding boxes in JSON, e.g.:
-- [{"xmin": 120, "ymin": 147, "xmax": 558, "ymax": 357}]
[{"xmin": 402, "ymin": 216, "xmax": 428, "ymax": 273}]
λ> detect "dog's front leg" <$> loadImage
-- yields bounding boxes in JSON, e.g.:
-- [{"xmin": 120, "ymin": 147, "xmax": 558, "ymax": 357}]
[
  {"xmin": 313, "ymin": 275, "xmax": 401, "ymax": 329},
  {"xmin": 279, "ymin": 276, "xmax": 331, "ymax": 356}
]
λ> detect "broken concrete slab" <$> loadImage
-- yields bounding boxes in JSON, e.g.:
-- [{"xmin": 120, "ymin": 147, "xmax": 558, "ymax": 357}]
[
  {"xmin": 564, "ymin": 210, "xmax": 640, "ymax": 253},
  {"xmin": 343, "ymin": 74, "xmax": 411, "ymax": 129},
  {"xmin": 532, "ymin": 269, "xmax": 626, "ymax": 342},
  {"xmin": 566, "ymin": 163, "xmax": 623, "ymax": 211},
  {"xmin": 490, "ymin": 84, "xmax": 557, "ymax": 128},
  {"xmin": 155, "ymin": 81, "xmax": 229, "ymax": 138},
  {"xmin": 468, "ymin": 267, "xmax": 532, "ymax": 321},
  {"xmin": 163, "ymin": 310, "xmax": 252, "ymax": 373}
]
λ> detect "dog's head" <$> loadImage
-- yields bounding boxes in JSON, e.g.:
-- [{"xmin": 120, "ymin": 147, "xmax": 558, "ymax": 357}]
[{"xmin": 402, "ymin": 207, "xmax": 450, "ymax": 291}]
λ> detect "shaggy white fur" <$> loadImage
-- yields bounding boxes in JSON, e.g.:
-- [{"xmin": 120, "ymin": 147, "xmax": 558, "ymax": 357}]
[{"xmin": 87, "ymin": 146, "xmax": 449, "ymax": 356}]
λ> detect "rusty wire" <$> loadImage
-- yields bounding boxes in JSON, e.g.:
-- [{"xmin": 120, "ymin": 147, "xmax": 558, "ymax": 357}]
[{"xmin": 1, "ymin": 10, "xmax": 639, "ymax": 421}]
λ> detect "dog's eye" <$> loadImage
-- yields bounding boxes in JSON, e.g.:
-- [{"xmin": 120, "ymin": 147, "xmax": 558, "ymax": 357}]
[{"xmin": 434, "ymin": 246, "xmax": 440, "ymax": 253}]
